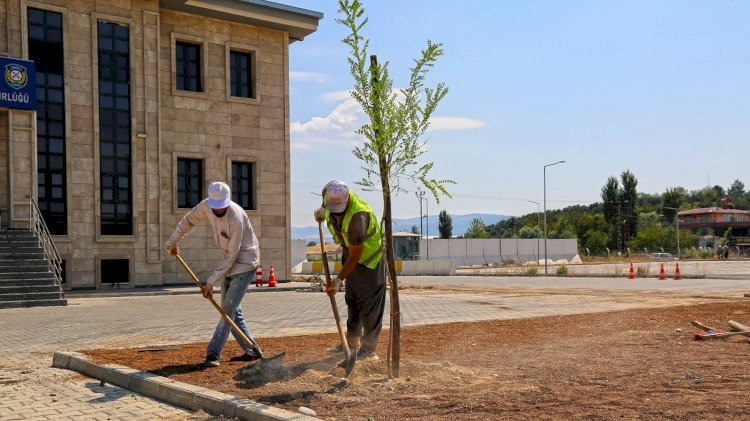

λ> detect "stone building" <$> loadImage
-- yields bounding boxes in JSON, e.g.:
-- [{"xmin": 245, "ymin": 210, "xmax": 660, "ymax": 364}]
[{"xmin": 0, "ymin": 0, "xmax": 321, "ymax": 289}]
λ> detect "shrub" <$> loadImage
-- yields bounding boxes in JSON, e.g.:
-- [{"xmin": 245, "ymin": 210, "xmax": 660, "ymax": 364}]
[
  {"xmin": 635, "ymin": 265, "xmax": 649, "ymax": 277},
  {"xmin": 525, "ymin": 266, "xmax": 539, "ymax": 276},
  {"xmin": 556, "ymin": 265, "xmax": 569, "ymax": 276}
]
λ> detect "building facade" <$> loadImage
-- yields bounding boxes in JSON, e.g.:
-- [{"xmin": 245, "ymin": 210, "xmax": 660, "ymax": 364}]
[
  {"xmin": 678, "ymin": 207, "xmax": 750, "ymax": 252},
  {"xmin": 0, "ymin": 0, "xmax": 321, "ymax": 288}
]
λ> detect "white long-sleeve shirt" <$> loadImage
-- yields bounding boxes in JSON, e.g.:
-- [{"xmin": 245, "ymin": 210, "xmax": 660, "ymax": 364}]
[{"xmin": 168, "ymin": 199, "xmax": 260, "ymax": 286}]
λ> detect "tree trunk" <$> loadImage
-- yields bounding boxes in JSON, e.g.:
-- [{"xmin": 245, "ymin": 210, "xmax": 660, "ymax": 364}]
[{"xmin": 380, "ymin": 164, "xmax": 400, "ymax": 378}]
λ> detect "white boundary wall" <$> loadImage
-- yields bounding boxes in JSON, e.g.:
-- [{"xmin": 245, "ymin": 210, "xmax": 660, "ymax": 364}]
[
  {"xmin": 291, "ymin": 240, "xmax": 307, "ymax": 267},
  {"xmin": 420, "ymin": 238, "xmax": 579, "ymax": 266}
]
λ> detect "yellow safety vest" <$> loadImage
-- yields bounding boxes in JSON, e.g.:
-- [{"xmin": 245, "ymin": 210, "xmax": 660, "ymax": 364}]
[{"xmin": 325, "ymin": 192, "xmax": 383, "ymax": 269}]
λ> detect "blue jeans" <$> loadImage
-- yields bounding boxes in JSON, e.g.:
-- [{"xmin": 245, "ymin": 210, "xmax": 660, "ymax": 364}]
[{"xmin": 206, "ymin": 271, "xmax": 259, "ymax": 359}]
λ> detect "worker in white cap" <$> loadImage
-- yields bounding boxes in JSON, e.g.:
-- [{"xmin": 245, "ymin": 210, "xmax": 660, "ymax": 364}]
[
  {"xmin": 166, "ymin": 181, "xmax": 261, "ymax": 367},
  {"xmin": 314, "ymin": 180, "xmax": 385, "ymax": 361}
]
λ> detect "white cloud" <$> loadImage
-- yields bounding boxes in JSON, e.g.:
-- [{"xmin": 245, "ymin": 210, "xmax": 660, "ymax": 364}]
[
  {"xmin": 290, "ymin": 71, "xmax": 326, "ymax": 84},
  {"xmin": 291, "ymin": 95, "xmax": 484, "ymax": 150},
  {"xmin": 321, "ymin": 90, "xmax": 352, "ymax": 102},
  {"xmin": 428, "ymin": 116, "xmax": 485, "ymax": 131}
]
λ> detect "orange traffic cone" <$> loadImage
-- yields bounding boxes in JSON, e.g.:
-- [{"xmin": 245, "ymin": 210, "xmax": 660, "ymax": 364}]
[
  {"xmin": 628, "ymin": 262, "xmax": 635, "ymax": 279},
  {"xmin": 256, "ymin": 265, "xmax": 263, "ymax": 287},
  {"xmin": 268, "ymin": 265, "xmax": 277, "ymax": 287},
  {"xmin": 674, "ymin": 262, "xmax": 682, "ymax": 280},
  {"xmin": 658, "ymin": 263, "xmax": 666, "ymax": 280}
]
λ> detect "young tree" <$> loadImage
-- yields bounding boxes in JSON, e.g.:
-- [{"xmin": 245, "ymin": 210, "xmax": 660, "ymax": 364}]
[
  {"xmin": 410, "ymin": 225, "xmax": 420, "ymax": 234},
  {"xmin": 337, "ymin": 0, "xmax": 451, "ymax": 378},
  {"xmin": 465, "ymin": 218, "xmax": 489, "ymax": 239},
  {"xmin": 438, "ymin": 210, "xmax": 452, "ymax": 238}
]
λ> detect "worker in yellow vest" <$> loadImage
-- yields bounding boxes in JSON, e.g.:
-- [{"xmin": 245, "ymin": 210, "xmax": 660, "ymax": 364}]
[{"xmin": 314, "ymin": 180, "xmax": 385, "ymax": 361}]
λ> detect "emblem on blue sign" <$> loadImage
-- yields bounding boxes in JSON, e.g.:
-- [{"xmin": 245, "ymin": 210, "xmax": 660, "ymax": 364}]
[{"xmin": 5, "ymin": 64, "xmax": 28, "ymax": 90}]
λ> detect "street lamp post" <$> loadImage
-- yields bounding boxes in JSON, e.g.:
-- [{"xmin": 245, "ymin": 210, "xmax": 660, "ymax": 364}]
[
  {"xmin": 415, "ymin": 191, "xmax": 429, "ymax": 260},
  {"xmin": 415, "ymin": 191, "xmax": 424, "ymax": 238},
  {"xmin": 544, "ymin": 160, "xmax": 566, "ymax": 275},
  {"xmin": 425, "ymin": 198, "xmax": 429, "ymax": 259},
  {"xmin": 527, "ymin": 200, "xmax": 541, "ymax": 262}
]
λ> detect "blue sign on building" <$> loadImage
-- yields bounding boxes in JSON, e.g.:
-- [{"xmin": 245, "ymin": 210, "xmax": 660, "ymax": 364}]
[{"xmin": 0, "ymin": 57, "xmax": 36, "ymax": 110}]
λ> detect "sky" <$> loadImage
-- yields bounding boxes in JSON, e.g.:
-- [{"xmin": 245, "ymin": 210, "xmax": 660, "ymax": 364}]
[{"xmin": 284, "ymin": 0, "xmax": 750, "ymax": 228}]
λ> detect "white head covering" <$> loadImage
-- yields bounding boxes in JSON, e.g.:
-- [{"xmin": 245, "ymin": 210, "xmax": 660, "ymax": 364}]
[{"xmin": 207, "ymin": 181, "xmax": 231, "ymax": 209}]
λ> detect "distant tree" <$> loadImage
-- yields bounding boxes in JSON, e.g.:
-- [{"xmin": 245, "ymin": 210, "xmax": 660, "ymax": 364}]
[
  {"xmin": 582, "ymin": 230, "xmax": 608, "ymax": 253},
  {"xmin": 728, "ymin": 179, "xmax": 745, "ymax": 200},
  {"xmin": 688, "ymin": 187, "xmax": 719, "ymax": 208},
  {"xmin": 662, "ymin": 187, "xmax": 685, "ymax": 221},
  {"xmin": 410, "ymin": 225, "xmax": 420, "ymax": 234},
  {"xmin": 306, "ymin": 241, "xmax": 317, "ymax": 247},
  {"xmin": 549, "ymin": 216, "xmax": 576, "ymax": 239},
  {"xmin": 620, "ymin": 170, "xmax": 638, "ymax": 249},
  {"xmin": 516, "ymin": 226, "xmax": 541, "ymax": 239},
  {"xmin": 574, "ymin": 213, "xmax": 607, "ymax": 239},
  {"xmin": 438, "ymin": 210, "xmax": 452, "ymax": 238},
  {"xmin": 600, "ymin": 176, "xmax": 619, "ymax": 248},
  {"xmin": 637, "ymin": 211, "xmax": 662, "ymax": 232},
  {"xmin": 631, "ymin": 224, "xmax": 668, "ymax": 252},
  {"xmin": 465, "ymin": 218, "xmax": 489, "ymax": 239}
]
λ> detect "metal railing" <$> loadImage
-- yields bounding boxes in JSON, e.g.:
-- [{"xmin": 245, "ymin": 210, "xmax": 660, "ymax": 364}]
[{"xmin": 29, "ymin": 197, "xmax": 64, "ymax": 299}]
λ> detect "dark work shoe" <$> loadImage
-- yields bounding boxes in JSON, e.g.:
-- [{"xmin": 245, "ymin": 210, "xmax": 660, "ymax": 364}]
[
  {"xmin": 229, "ymin": 352, "xmax": 261, "ymax": 362},
  {"xmin": 356, "ymin": 348, "xmax": 379, "ymax": 361},
  {"xmin": 203, "ymin": 354, "xmax": 220, "ymax": 367}
]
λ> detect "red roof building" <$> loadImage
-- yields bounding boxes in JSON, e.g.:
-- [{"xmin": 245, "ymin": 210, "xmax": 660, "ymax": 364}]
[{"xmin": 678, "ymin": 207, "xmax": 750, "ymax": 252}]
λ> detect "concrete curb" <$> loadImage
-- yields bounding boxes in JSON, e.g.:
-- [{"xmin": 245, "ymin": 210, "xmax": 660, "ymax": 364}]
[
  {"xmin": 53, "ymin": 351, "xmax": 318, "ymax": 421},
  {"xmin": 66, "ymin": 284, "xmax": 315, "ymax": 298}
]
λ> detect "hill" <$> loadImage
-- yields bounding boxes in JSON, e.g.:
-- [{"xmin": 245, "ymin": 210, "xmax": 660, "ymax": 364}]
[{"xmin": 291, "ymin": 213, "xmax": 508, "ymax": 242}]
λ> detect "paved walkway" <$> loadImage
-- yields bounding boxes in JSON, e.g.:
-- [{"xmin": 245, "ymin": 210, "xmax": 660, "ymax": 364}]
[{"xmin": 2, "ymin": 276, "xmax": 748, "ymax": 419}]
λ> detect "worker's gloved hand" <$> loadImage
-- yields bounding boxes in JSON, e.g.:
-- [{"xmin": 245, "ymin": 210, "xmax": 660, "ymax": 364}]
[
  {"xmin": 314, "ymin": 207, "xmax": 326, "ymax": 223},
  {"xmin": 324, "ymin": 276, "xmax": 340, "ymax": 296},
  {"xmin": 165, "ymin": 242, "xmax": 180, "ymax": 256},
  {"xmin": 201, "ymin": 283, "xmax": 213, "ymax": 299}
]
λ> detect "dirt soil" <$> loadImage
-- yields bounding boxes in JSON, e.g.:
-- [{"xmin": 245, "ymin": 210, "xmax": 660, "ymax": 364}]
[{"xmin": 84, "ymin": 301, "xmax": 750, "ymax": 420}]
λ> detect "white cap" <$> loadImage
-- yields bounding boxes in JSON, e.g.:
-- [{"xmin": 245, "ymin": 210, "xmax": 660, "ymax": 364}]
[
  {"xmin": 322, "ymin": 180, "xmax": 349, "ymax": 214},
  {"xmin": 207, "ymin": 181, "xmax": 231, "ymax": 209}
]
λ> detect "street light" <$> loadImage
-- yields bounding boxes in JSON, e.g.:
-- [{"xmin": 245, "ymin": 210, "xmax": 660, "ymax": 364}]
[
  {"xmin": 662, "ymin": 206, "xmax": 681, "ymax": 259},
  {"xmin": 527, "ymin": 200, "xmax": 541, "ymax": 262},
  {"xmin": 415, "ymin": 191, "xmax": 424, "ymax": 238},
  {"xmin": 415, "ymin": 191, "xmax": 429, "ymax": 260},
  {"xmin": 544, "ymin": 160, "xmax": 566, "ymax": 275}
]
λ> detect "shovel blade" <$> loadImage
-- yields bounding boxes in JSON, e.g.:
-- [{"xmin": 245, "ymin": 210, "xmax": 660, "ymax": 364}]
[{"xmin": 343, "ymin": 351, "xmax": 357, "ymax": 377}]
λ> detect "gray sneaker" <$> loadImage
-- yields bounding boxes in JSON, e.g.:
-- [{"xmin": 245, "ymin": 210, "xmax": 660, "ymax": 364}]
[
  {"xmin": 356, "ymin": 348, "xmax": 378, "ymax": 361},
  {"xmin": 203, "ymin": 354, "xmax": 220, "ymax": 367}
]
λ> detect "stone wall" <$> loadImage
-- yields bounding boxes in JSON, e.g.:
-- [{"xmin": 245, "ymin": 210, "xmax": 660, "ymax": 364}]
[{"xmin": 0, "ymin": 0, "xmax": 291, "ymax": 288}]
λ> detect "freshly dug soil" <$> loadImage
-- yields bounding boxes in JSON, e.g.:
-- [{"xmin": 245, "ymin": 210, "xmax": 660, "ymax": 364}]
[{"xmin": 84, "ymin": 301, "xmax": 750, "ymax": 420}]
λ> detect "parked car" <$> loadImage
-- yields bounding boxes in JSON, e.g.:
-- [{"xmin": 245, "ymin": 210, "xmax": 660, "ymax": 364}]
[{"xmin": 650, "ymin": 252, "xmax": 674, "ymax": 261}]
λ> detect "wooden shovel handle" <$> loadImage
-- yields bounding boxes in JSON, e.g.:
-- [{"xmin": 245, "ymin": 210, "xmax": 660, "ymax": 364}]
[
  {"xmin": 174, "ymin": 253, "xmax": 262, "ymax": 355},
  {"xmin": 318, "ymin": 221, "xmax": 353, "ymax": 362}
]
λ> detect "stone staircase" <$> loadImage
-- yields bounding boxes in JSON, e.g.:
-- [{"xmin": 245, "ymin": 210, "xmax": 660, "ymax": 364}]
[{"xmin": 0, "ymin": 230, "xmax": 67, "ymax": 309}]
